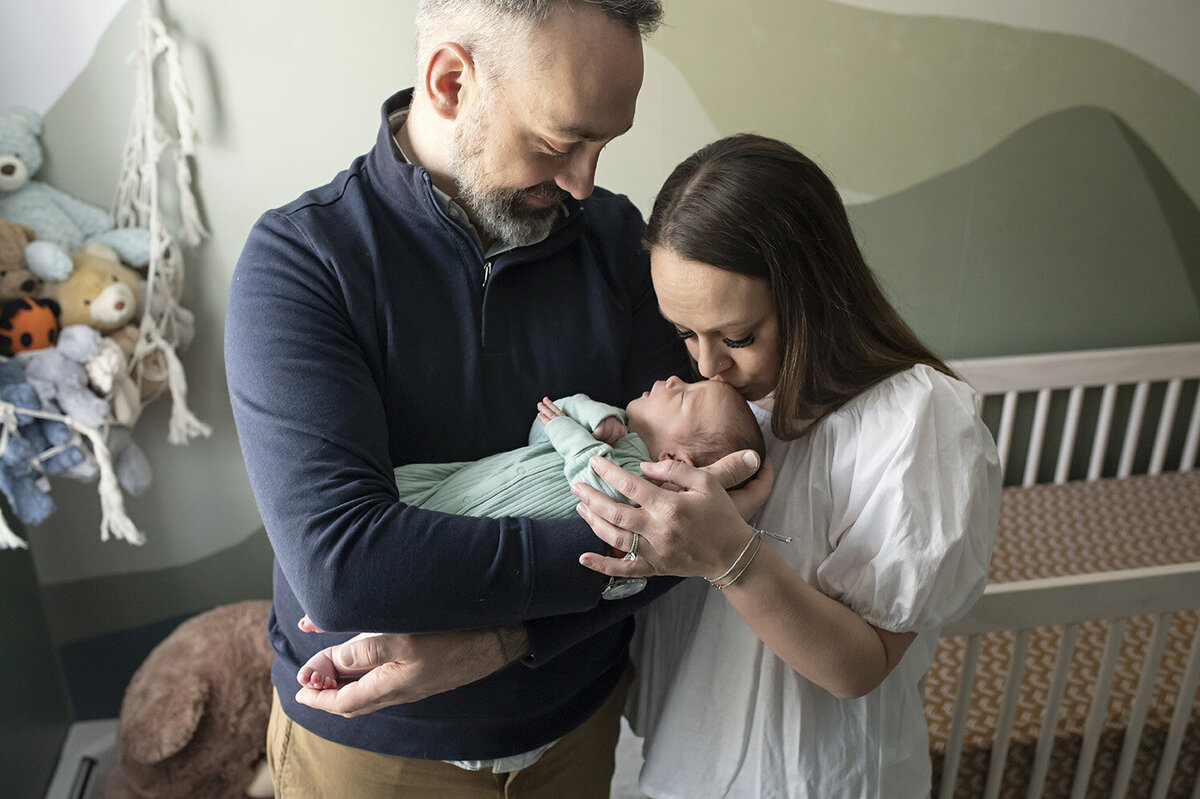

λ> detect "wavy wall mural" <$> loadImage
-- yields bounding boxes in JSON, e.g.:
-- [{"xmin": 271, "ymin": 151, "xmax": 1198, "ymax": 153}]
[
  {"xmin": 648, "ymin": 0, "xmax": 1200, "ymax": 356},
  {"xmin": 852, "ymin": 106, "xmax": 1200, "ymax": 356}
]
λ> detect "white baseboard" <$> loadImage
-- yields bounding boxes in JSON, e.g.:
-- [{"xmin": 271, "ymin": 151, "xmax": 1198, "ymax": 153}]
[{"xmin": 44, "ymin": 720, "xmax": 117, "ymax": 799}]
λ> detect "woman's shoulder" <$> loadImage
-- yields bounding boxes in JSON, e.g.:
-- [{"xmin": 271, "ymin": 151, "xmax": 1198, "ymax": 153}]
[
  {"xmin": 838, "ymin": 362, "xmax": 975, "ymax": 418},
  {"xmin": 756, "ymin": 364, "xmax": 983, "ymax": 447},
  {"xmin": 814, "ymin": 363, "xmax": 983, "ymax": 449}
]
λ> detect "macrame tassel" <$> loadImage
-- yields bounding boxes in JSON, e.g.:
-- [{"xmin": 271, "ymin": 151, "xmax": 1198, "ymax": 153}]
[
  {"xmin": 81, "ymin": 421, "xmax": 146, "ymax": 545},
  {"xmin": 161, "ymin": 339, "xmax": 211, "ymax": 445},
  {"xmin": 0, "ymin": 517, "xmax": 29, "ymax": 550},
  {"xmin": 159, "ymin": 17, "xmax": 207, "ymax": 246}
]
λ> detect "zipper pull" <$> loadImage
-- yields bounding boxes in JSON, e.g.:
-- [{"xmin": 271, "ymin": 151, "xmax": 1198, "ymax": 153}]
[{"xmin": 482, "ymin": 260, "xmax": 493, "ymax": 287}]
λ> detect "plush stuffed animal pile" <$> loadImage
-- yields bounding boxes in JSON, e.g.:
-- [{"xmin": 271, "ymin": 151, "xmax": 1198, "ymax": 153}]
[
  {"xmin": 0, "ymin": 106, "xmax": 150, "ymax": 281},
  {"xmin": 104, "ymin": 601, "xmax": 276, "ymax": 799},
  {"xmin": 0, "ymin": 106, "xmax": 161, "ymax": 547},
  {"xmin": 0, "ymin": 217, "xmax": 41, "ymax": 301}
]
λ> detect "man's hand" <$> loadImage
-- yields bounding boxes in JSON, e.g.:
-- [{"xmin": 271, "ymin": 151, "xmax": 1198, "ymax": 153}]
[{"xmin": 295, "ymin": 626, "xmax": 529, "ymax": 718}]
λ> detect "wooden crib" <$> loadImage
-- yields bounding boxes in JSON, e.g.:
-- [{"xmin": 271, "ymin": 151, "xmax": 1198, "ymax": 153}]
[{"xmin": 926, "ymin": 342, "xmax": 1200, "ymax": 799}]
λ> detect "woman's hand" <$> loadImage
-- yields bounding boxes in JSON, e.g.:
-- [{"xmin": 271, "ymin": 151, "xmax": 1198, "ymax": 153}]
[{"xmin": 574, "ymin": 450, "xmax": 771, "ymax": 580}]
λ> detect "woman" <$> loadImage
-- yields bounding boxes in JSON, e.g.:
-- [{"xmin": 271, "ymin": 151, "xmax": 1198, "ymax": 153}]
[{"xmin": 574, "ymin": 134, "xmax": 1002, "ymax": 798}]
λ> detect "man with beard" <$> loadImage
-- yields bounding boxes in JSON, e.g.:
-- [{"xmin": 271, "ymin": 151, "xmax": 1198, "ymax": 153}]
[{"xmin": 225, "ymin": 1, "xmax": 757, "ymax": 796}]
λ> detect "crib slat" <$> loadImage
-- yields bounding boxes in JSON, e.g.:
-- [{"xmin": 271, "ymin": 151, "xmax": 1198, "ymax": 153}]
[
  {"xmin": 1088, "ymin": 384, "xmax": 1117, "ymax": 480},
  {"xmin": 1054, "ymin": 387, "xmax": 1084, "ymax": 484},
  {"xmin": 939, "ymin": 634, "xmax": 983, "ymax": 799},
  {"xmin": 997, "ymin": 391, "xmax": 1018, "ymax": 480},
  {"xmin": 1069, "ymin": 618, "xmax": 1126, "ymax": 799},
  {"xmin": 1182, "ymin": 385, "xmax": 1200, "ymax": 471},
  {"xmin": 1027, "ymin": 624, "xmax": 1079, "ymax": 799},
  {"xmin": 984, "ymin": 629, "xmax": 1032, "ymax": 799},
  {"xmin": 1117, "ymin": 382, "xmax": 1150, "ymax": 478},
  {"xmin": 1024, "ymin": 390, "xmax": 1051, "ymax": 487},
  {"xmin": 1150, "ymin": 624, "xmax": 1200, "ymax": 799},
  {"xmin": 1149, "ymin": 379, "xmax": 1181, "ymax": 475},
  {"xmin": 1110, "ymin": 613, "xmax": 1171, "ymax": 797}
]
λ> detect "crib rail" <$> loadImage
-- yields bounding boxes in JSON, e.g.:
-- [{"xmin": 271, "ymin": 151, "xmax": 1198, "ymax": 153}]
[
  {"xmin": 950, "ymin": 342, "xmax": 1200, "ymax": 486},
  {"xmin": 937, "ymin": 562, "xmax": 1200, "ymax": 799}
]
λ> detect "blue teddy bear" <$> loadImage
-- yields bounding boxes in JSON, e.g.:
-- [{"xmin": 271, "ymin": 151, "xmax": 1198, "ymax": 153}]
[
  {"xmin": 0, "ymin": 106, "xmax": 151, "ymax": 281},
  {"xmin": 0, "ymin": 359, "xmax": 58, "ymax": 527}
]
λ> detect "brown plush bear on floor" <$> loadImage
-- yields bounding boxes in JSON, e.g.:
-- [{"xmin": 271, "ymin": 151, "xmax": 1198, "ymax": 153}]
[{"xmin": 103, "ymin": 600, "xmax": 276, "ymax": 799}]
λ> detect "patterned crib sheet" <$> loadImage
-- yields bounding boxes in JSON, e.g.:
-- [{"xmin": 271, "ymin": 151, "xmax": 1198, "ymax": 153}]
[{"xmin": 925, "ymin": 470, "xmax": 1200, "ymax": 798}]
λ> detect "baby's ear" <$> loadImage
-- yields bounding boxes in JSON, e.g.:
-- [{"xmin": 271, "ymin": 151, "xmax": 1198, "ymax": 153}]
[{"xmin": 657, "ymin": 449, "xmax": 695, "ymax": 467}]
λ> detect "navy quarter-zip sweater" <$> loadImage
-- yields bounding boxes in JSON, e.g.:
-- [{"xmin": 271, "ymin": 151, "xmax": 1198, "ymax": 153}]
[{"xmin": 225, "ymin": 91, "xmax": 687, "ymax": 759}]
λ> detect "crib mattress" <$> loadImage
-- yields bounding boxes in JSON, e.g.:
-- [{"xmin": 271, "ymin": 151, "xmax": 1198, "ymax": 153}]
[{"xmin": 925, "ymin": 469, "xmax": 1200, "ymax": 798}]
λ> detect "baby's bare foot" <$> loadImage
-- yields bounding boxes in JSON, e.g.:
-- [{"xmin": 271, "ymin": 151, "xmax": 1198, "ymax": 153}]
[{"xmin": 298, "ymin": 648, "xmax": 341, "ymax": 690}]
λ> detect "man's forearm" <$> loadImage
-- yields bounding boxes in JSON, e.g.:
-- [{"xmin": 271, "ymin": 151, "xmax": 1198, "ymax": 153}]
[{"xmin": 493, "ymin": 624, "xmax": 531, "ymax": 666}]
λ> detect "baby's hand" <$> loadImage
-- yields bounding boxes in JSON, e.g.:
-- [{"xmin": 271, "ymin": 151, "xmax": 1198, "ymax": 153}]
[
  {"xmin": 537, "ymin": 397, "xmax": 566, "ymax": 424},
  {"xmin": 592, "ymin": 415, "xmax": 627, "ymax": 444}
]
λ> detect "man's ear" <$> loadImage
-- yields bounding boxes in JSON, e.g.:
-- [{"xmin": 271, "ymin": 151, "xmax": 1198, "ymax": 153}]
[
  {"xmin": 657, "ymin": 449, "xmax": 696, "ymax": 467},
  {"xmin": 423, "ymin": 42, "xmax": 475, "ymax": 120}
]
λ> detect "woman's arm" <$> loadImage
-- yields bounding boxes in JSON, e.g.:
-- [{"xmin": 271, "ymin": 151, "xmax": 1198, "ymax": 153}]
[
  {"xmin": 575, "ymin": 456, "xmax": 914, "ymax": 699},
  {"xmin": 710, "ymin": 540, "xmax": 915, "ymax": 698}
]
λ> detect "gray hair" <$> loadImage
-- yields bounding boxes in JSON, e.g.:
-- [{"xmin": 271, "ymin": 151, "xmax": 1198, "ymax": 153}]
[{"xmin": 415, "ymin": 0, "xmax": 663, "ymax": 83}]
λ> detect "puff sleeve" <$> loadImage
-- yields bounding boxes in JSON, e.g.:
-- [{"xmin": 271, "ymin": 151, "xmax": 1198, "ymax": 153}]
[{"xmin": 815, "ymin": 366, "xmax": 1002, "ymax": 633}]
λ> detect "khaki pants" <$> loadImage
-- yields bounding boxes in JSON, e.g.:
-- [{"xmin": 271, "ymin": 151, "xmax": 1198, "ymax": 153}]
[{"xmin": 267, "ymin": 669, "xmax": 631, "ymax": 798}]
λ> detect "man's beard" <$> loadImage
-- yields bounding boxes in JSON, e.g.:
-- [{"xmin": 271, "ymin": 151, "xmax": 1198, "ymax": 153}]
[{"xmin": 447, "ymin": 106, "xmax": 569, "ymax": 249}]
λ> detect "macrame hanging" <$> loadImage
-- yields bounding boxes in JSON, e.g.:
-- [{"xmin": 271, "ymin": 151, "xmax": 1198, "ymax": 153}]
[
  {"xmin": 0, "ymin": 0, "xmax": 207, "ymax": 550},
  {"xmin": 113, "ymin": 0, "xmax": 211, "ymax": 444}
]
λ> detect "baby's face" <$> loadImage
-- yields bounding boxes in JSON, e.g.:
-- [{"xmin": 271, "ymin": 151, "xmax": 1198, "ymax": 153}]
[{"xmin": 626, "ymin": 377, "xmax": 741, "ymax": 461}]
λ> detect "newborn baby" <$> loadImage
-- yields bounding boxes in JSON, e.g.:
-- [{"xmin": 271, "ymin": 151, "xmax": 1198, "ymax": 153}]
[{"xmin": 297, "ymin": 378, "xmax": 764, "ymax": 690}]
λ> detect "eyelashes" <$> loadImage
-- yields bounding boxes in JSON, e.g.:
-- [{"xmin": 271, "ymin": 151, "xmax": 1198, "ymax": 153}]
[{"xmin": 674, "ymin": 329, "xmax": 756, "ymax": 348}]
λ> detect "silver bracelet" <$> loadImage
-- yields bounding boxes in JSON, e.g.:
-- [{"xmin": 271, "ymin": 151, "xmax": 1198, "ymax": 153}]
[
  {"xmin": 707, "ymin": 526, "xmax": 792, "ymax": 589},
  {"xmin": 707, "ymin": 526, "xmax": 760, "ymax": 585},
  {"xmin": 713, "ymin": 535, "xmax": 762, "ymax": 590}
]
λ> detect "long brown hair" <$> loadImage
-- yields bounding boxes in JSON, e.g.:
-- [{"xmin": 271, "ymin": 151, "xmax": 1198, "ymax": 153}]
[{"xmin": 644, "ymin": 134, "xmax": 953, "ymax": 440}]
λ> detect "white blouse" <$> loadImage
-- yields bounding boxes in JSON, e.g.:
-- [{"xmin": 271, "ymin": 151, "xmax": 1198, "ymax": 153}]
[{"xmin": 627, "ymin": 365, "xmax": 1002, "ymax": 798}]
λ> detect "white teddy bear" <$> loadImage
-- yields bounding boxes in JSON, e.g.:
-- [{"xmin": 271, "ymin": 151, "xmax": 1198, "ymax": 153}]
[{"xmin": 0, "ymin": 106, "xmax": 151, "ymax": 281}]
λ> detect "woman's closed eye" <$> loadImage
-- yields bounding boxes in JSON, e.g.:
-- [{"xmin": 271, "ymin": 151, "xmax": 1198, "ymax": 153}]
[
  {"xmin": 673, "ymin": 328, "xmax": 756, "ymax": 349},
  {"xmin": 723, "ymin": 334, "xmax": 755, "ymax": 348}
]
